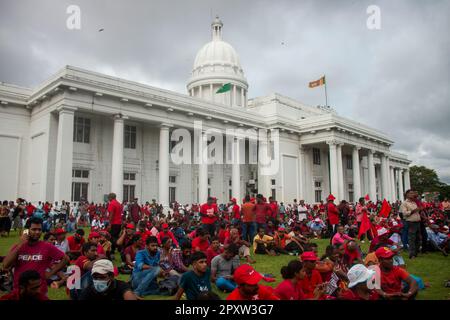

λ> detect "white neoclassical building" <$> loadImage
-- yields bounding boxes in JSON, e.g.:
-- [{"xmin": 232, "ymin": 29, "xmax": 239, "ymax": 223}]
[{"xmin": 0, "ymin": 17, "xmax": 411, "ymax": 206}]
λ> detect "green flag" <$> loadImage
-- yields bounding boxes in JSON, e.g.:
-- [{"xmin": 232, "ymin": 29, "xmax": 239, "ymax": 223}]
[{"xmin": 216, "ymin": 83, "xmax": 231, "ymax": 93}]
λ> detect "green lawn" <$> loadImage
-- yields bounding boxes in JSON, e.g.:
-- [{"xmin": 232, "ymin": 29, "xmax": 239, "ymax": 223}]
[{"xmin": 1, "ymin": 230, "xmax": 449, "ymax": 300}]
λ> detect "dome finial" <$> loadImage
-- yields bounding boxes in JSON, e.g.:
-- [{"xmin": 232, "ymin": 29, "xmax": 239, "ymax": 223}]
[{"xmin": 211, "ymin": 15, "xmax": 223, "ymax": 41}]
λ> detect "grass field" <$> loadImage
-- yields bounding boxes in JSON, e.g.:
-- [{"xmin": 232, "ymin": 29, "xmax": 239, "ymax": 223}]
[{"xmin": 1, "ymin": 230, "xmax": 449, "ymax": 300}]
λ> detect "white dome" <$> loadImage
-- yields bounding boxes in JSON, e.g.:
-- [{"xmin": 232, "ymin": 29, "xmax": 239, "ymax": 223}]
[{"xmin": 193, "ymin": 40, "xmax": 243, "ymax": 73}]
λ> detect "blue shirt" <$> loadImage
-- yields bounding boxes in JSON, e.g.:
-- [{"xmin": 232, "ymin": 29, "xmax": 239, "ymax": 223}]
[
  {"xmin": 427, "ymin": 230, "xmax": 447, "ymax": 246},
  {"xmin": 134, "ymin": 248, "xmax": 161, "ymax": 273}
]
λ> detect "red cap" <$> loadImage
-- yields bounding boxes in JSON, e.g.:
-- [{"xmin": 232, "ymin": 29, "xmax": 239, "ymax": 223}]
[
  {"xmin": 88, "ymin": 232, "xmax": 101, "ymax": 239},
  {"xmin": 230, "ymin": 198, "xmax": 237, "ymax": 203},
  {"xmin": 375, "ymin": 247, "xmax": 395, "ymax": 259},
  {"xmin": 327, "ymin": 194, "xmax": 336, "ymax": 201},
  {"xmin": 278, "ymin": 227, "xmax": 285, "ymax": 232},
  {"xmin": 233, "ymin": 264, "xmax": 263, "ymax": 285},
  {"xmin": 162, "ymin": 223, "xmax": 169, "ymax": 229},
  {"xmin": 126, "ymin": 223, "xmax": 135, "ymax": 229},
  {"xmin": 54, "ymin": 228, "xmax": 66, "ymax": 235},
  {"xmin": 301, "ymin": 251, "xmax": 318, "ymax": 261}
]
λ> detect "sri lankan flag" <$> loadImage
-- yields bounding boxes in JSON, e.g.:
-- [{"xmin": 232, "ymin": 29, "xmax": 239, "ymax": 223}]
[{"xmin": 309, "ymin": 76, "xmax": 325, "ymax": 88}]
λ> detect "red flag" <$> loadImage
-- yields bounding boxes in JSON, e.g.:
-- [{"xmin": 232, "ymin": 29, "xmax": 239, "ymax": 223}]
[
  {"xmin": 358, "ymin": 211, "xmax": 371, "ymax": 239},
  {"xmin": 364, "ymin": 194, "xmax": 370, "ymax": 201},
  {"xmin": 379, "ymin": 199, "xmax": 391, "ymax": 218}
]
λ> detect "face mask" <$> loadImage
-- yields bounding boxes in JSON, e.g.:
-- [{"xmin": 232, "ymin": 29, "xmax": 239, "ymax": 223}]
[{"xmin": 93, "ymin": 280, "xmax": 109, "ymax": 293}]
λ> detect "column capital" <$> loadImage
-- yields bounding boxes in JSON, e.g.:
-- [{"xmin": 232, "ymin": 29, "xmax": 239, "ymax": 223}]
[
  {"xmin": 113, "ymin": 113, "xmax": 129, "ymax": 121},
  {"xmin": 353, "ymin": 145, "xmax": 362, "ymax": 151},
  {"xmin": 326, "ymin": 139, "xmax": 338, "ymax": 146},
  {"xmin": 160, "ymin": 123, "xmax": 173, "ymax": 129},
  {"xmin": 56, "ymin": 105, "xmax": 77, "ymax": 114}
]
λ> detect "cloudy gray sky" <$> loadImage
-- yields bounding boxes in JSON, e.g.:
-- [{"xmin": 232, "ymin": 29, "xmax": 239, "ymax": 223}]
[{"xmin": 1, "ymin": 0, "xmax": 449, "ymax": 182}]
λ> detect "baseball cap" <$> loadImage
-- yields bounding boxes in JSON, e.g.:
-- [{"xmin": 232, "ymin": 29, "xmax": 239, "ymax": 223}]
[
  {"xmin": 88, "ymin": 232, "xmax": 101, "ymax": 239},
  {"xmin": 92, "ymin": 259, "xmax": 114, "ymax": 275},
  {"xmin": 347, "ymin": 264, "xmax": 375, "ymax": 288},
  {"xmin": 162, "ymin": 223, "xmax": 169, "ymax": 229},
  {"xmin": 54, "ymin": 228, "xmax": 66, "ymax": 235},
  {"xmin": 233, "ymin": 264, "xmax": 263, "ymax": 285},
  {"xmin": 327, "ymin": 194, "xmax": 336, "ymax": 201},
  {"xmin": 278, "ymin": 227, "xmax": 285, "ymax": 232},
  {"xmin": 126, "ymin": 223, "xmax": 135, "ymax": 229},
  {"xmin": 375, "ymin": 247, "xmax": 395, "ymax": 259},
  {"xmin": 301, "ymin": 251, "xmax": 318, "ymax": 261},
  {"xmin": 230, "ymin": 198, "xmax": 237, "ymax": 203}
]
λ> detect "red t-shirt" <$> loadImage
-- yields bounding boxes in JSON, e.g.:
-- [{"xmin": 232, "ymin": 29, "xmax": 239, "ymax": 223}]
[
  {"xmin": 297, "ymin": 269, "xmax": 323, "ymax": 299},
  {"xmin": 380, "ymin": 267, "xmax": 410, "ymax": 294},
  {"xmin": 255, "ymin": 203, "xmax": 270, "ymax": 224},
  {"xmin": 11, "ymin": 241, "xmax": 65, "ymax": 295},
  {"xmin": 241, "ymin": 202, "xmax": 256, "ymax": 223},
  {"xmin": 107, "ymin": 199, "xmax": 123, "ymax": 225},
  {"xmin": 274, "ymin": 279, "xmax": 306, "ymax": 300},
  {"xmin": 227, "ymin": 285, "xmax": 280, "ymax": 300},
  {"xmin": 269, "ymin": 202, "xmax": 279, "ymax": 219},
  {"xmin": 191, "ymin": 236, "xmax": 210, "ymax": 253},
  {"xmin": 327, "ymin": 203, "xmax": 340, "ymax": 225},
  {"xmin": 232, "ymin": 204, "xmax": 240, "ymax": 220},
  {"xmin": 67, "ymin": 235, "xmax": 85, "ymax": 253},
  {"xmin": 74, "ymin": 255, "xmax": 90, "ymax": 275},
  {"xmin": 200, "ymin": 203, "xmax": 218, "ymax": 224},
  {"xmin": 206, "ymin": 246, "xmax": 223, "ymax": 265},
  {"xmin": 339, "ymin": 288, "xmax": 379, "ymax": 300}
]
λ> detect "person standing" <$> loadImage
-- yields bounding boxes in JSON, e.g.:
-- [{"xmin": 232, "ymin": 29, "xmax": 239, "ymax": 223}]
[
  {"xmin": 241, "ymin": 195, "xmax": 256, "ymax": 243},
  {"xmin": 400, "ymin": 190, "xmax": 421, "ymax": 259},
  {"xmin": 107, "ymin": 193, "xmax": 123, "ymax": 256},
  {"xmin": 326, "ymin": 194, "xmax": 340, "ymax": 237},
  {"xmin": 199, "ymin": 197, "xmax": 218, "ymax": 237}
]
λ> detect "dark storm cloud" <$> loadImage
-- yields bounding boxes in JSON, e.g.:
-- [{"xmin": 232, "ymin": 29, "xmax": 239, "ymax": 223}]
[{"xmin": 0, "ymin": 0, "xmax": 449, "ymax": 182}]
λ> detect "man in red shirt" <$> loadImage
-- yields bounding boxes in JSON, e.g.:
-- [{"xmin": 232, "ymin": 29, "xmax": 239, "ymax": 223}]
[
  {"xmin": 229, "ymin": 198, "xmax": 241, "ymax": 226},
  {"xmin": 226, "ymin": 264, "xmax": 279, "ymax": 300},
  {"xmin": 199, "ymin": 197, "xmax": 218, "ymax": 237},
  {"xmin": 157, "ymin": 223, "xmax": 179, "ymax": 247},
  {"xmin": 67, "ymin": 229, "xmax": 86, "ymax": 260},
  {"xmin": 326, "ymin": 194, "xmax": 340, "ymax": 236},
  {"xmin": 241, "ymin": 195, "xmax": 256, "ymax": 243},
  {"xmin": 255, "ymin": 194, "xmax": 271, "ymax": 232},
  {"xmin": 298, "ymin": 251, "xmax": 323, "ymax": 299},
  {"xmin": 375, "ymin": 247, "xmax": 418, "ymax": 299},
  {"xmin": 107, "ymin": 192, "xmax": 123, "ymax": 256},
  {"xmin": 268, "ymin": 197, "xmax": 279, "ymax": 222},
  {"xmin": 0, "ymin": 270, "xmax": 48, "ymax": 301},
  {"xmin": 2, "ymin": 217, "xmax": 68, "ymax": 297},
  {"xmin": 191, "ymin": 228, "xmax": 210, "ymax": 253}
]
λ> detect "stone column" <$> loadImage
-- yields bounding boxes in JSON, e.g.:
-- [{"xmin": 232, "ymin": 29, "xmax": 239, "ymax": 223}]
[
  {"xmin": 367, "ymin": 149, "xmax": 376, "ymax": 202},
  {"xmin": 158, "ymin": 124, "xmax": 171, "ymax": 210},
  {"xmin": 111, "ymin": 114, "xmax": 126, "ymax": 202},
  {"xmin": 380, "ymin": 154, "xmax": 389, "ymax": 201},
  {"xmin": 54, "ymin": 106, "xmax": 77, "ymax": 202},
  {"xmin": 404, "ymin": 168, "xmax": 411, "ymax": 190},
  {"xmin": 199, "ymin": 85, "xmax": 202, "ymax": 99},
  {"xmin": 231, "ymin": 136, "xmax": 240, "ymax": 201},
  {"xmin": 390, "ymin": 166, "xmax": 397, "ymax": 201},
  {"xmin": 257, "ymin": 130, "xmax": 270, "ymax": 197},
  {"xmin": 210, "ymin": 84, "xmax": 214, "ymax": 101},
  {"xmin": 336, "ymin": 143, "xmax": 344, "ymax": 200},
  {"xmin": 327, "ymin": 141, "xmax": 339, "ymax": 198},
  {"xmin": 240, "ymin": 88, "xmax": 244, "ymax": 107},
  {"xmin": 398, "ymin": 169, "xmax": 404, "ymax": 201},
  {"xmin": 233, "ymin": 85, "xmax": 237, "ymax": 107},
  {"xmin": 298, "ymin": 146, "xmax": 306, "ymax": 200},
  {"xmin": 198, "ymin": 130, "xmax": 208, "ymax": 204},
  {"xmin": 352, "ymin": 146, "xmax": 362, "ymax": 201}
]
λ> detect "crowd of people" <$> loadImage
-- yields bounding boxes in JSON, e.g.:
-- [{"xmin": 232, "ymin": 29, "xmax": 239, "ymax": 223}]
[{"xmin": 0, "ymin": 191, "xmax": 449, "ymax": 300}]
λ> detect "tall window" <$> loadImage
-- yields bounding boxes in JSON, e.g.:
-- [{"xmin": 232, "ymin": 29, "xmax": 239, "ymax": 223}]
[
  {"xmin": 349, "ymin": 192, "xmax": 354, "ymax": 203},
  {"xmin": 313, "ymin": 148, "xmax": 321, "ymax": 165},
  {"xmin": 315, "ymin": 190, "xmax": 322, "ymax": 203},
  {"xmin": 73, "ymin": 117, "xmax": 90, "ymax": 143},
  {"xmin": 169, "ymin": 176, "xmax": 176, "ymax": 183},
  {"xmin": 346, "ymin": 155, "xmax": 353, "ymax": 169},
  {"xmin": 271, "ymin": 189, "xmax": 276, "ymax": 200},
  {"xmin": 169, "ymin": 187, "xmax": 176, "ymax": 203},
  {"xmin": 124, "ymin": 125, "xmax": 136, "ymax": 149},
  {"xmin": 123, "ymin": 185, "xmax": 135, "ymax": 202},
  {"xmin": 271, "ymin": 179, "xmax": 276, "ymax": 186},
  {"xmin": 72, "ymin": 169, "xmax": 89, "ymax": 202}
]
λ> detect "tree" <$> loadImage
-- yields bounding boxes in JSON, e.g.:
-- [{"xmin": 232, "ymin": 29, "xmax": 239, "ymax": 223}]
[{"xmin": 409, "ymin": 165, "xmax": 441, "ymax": 195}]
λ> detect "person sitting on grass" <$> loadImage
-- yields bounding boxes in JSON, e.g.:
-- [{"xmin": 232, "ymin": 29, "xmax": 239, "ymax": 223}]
[
  {"xmin": 191, "ymin": 227, "xmax": 210, "ymax": 253},
  {"xmin": 67, "ymin": 228, "xmax": 85, "ymax": 261},
  {"xmin": 426, "ymin": 224, "xmax": 449, "ymax": 256},
  {"xmin": 174, "ymin": 251, "xmax": 212, "ymax": 300},
  {"xmin": 0, "ymin": 270, "xmax": 48, "ymax": 301},
  {"xmin": 298, "ymin": 251, "xmax": 324, "ymax": 299},
  {"xmin": 206, "ymin": 237, "xmax": 223, "ymax": 266},
  {"xmin": 131, "ymin": 236, "xmax": 164, "ymax": 298},
  {"xmin": 331, "ymin": 225, "xmax": 354, "ymax": 246},
  {"xmin": 253, "ymin": 227, "xmax": 277, "ymax": 256},
  {"xmin": 172, "ymin": 242, "xmax": 192, "ymax": 274},
  {"xmin": 211, "ymin": 243, "xmax": 240, "ymax": 292},
  {"xmin": 274, "ymin": 260, "xmax": 322, "ymax": 300},
  {"xmin": 338, "ymin": 264, "xmax": 379, "ymax": 300},
  {"xmin": 308, "ymin": 217, "xmax": 326, "ymax": 239},
  {"xmin": 78, "ymin": 259, "xmax": 136, "ymax": 300},
  {"xmin": 224, "ymin": 227, "xmax": 255, "ymax": 264},
  {"xmin": 159, "ymin": 237, "xmax": 180, "ymax": 277},
  {"xmin": 273, "ymin": 227, "xmax": 303, "ymax": 255},
  {"xmin": 122, "ymin": 235, "xmax": 143, "ymax": 272},
  {"xmin": 69, "ymin": 242, "xmax": 99, "ymax": 300},
  {"xmin": 226, "ymin": 264, "xmax": 280, "ymax": 300},
  {"xmin": 369, "ymin": 227, "xmax": 394, "ymax": 253},
  {"xmin": 375, "ymin": 247, "xmax": 418, "ymax": 300}
]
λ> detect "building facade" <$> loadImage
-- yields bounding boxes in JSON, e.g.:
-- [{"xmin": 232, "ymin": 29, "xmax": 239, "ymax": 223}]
[{"xmin": 0, "ymin": 17, "xmax": 411, "ymax": 206}]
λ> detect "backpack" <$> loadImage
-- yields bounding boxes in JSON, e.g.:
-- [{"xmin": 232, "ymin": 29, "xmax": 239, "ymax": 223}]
[{"xmin": 158, "ymin": 275, "xmax": 179, "ymax": 296}]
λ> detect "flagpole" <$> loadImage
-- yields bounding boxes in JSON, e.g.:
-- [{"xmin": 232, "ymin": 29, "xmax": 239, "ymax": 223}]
[{"xmin": 324, "ymin": 74, "xmax": 328, "ymax": 107}]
